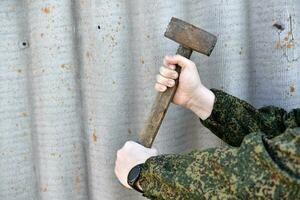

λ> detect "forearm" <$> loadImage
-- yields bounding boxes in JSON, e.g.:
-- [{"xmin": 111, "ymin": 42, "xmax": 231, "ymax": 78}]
[
  {"xmin": 187, "ymin": 86, "xmax": 215, "ymax": 120},
  {"xmin": 195, "ymin": 89, "xmax": 292, "ymax": 146},
  {"xmin": 138, "ymin": 131, "xmax": 300, "ymax": 199}
]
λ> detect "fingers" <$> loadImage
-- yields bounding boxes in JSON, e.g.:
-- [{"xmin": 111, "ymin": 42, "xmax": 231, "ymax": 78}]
[
  {"xmin": 163, "ymin": 59, "xmax": 176, "ymax": 70},
  {"xmin": 164, "ymin": 55, "xmax": 195, "ymax": 69},
  {"xmin": 155, "ymin": 83, "xmax": 167, "ymax": 92},
  {"xmin": 159, "ymin": 66, "xmax": 178, "ymax": 79},
  {"xmin": 155, "ymin": 66, "xmax": 178, "ymax": 92},
  {"xmin": 157, "ymin": 74, "xmax": 175, "ymax": 87}
]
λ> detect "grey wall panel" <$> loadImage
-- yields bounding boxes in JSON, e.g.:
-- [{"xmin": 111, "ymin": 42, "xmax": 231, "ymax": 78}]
[
  {"xmin": 0, "ymin": 1, "xmax": 37, "ymax": 199},
  {"xmin": 0, "ymin": 0, "xmax": 299, "ymax": 200}
]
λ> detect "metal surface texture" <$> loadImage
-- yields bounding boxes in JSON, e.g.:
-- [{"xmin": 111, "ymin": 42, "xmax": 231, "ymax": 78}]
[{"xmin": 0, "ymin": 0, "xmax": 299, "ymax": 200}]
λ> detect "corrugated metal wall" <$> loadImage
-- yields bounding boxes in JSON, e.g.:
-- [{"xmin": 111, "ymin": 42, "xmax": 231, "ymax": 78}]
[{"xmin": 0, "ymin": 0, "xmax": 299, "ymax": 199}]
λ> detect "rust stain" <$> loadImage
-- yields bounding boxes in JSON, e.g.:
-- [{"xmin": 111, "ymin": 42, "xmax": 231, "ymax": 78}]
[
  {"xmin": 92, "ymin": 131, "xmax": 97, "ymax": 143},
  {"xmin": 75, "ymin": 176, "xmax": 80, "ymax": 192},
  {"xmin": 287, "ymin": 43, "xmax": 294, "ymax": 49},
  {"xmin": 21, "ymin": 112, "xmax": 28, "ymax": 117},
  {"xmin": 275, "ymin": 41, "xmax": 281, "ymax": 49},
  {"xmin": 41, "ymin": 7, "xmax": 50, "ymax": 14},
  {"xmin": 86, "ymin": 51, "xmax": 93, "ymax": 61},
  {"xmin": 61, "ymin": 64, "xmax": 70, "ymax": 69}
]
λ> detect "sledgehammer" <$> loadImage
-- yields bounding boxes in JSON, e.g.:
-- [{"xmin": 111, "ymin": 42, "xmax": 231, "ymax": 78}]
[{"xmin": 139, "ymin": 17, "xmax": 217, "ymax": 148}]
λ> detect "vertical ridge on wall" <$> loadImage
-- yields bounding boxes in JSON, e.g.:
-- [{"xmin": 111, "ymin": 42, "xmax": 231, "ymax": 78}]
[
  {"xmin": 0, "ymin": 1, "xmax": 37, "ymax": 199},
  {"xmin": 71, "ymin": 0, "xmax": 94, "ymax": 199},
  {"xmin": 26, "ymin": 0, "xmax": 88, "ymax": 199}
]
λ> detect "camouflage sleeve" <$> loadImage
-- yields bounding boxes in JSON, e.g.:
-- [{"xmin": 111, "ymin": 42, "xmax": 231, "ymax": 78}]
[
  {"xmin": 200, "ymin": 89, "xmax": 299, "ymax": 147},
  {"xmin": 139, "ymin": 128, "xmax": 300, "ymax": 199}
]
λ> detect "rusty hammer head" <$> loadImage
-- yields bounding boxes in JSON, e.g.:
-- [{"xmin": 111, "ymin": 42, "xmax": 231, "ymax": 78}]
[{"xmin": 164, "ymin": 17, "xmax": 217, "ymax": 56}]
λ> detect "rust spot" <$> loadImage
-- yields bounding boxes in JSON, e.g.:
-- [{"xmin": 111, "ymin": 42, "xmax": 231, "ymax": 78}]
[
  {"xmin": 75, "ymin": 176, "xmax": 80, "ymax": 192},
  {"xmin": 275, "ymin": 42, "xmax": 281, "ymax": 49},
  {"xmin": 42, "ymin": 187, "xmax": 48, "ymax": 192},
  {"xmin": 141, "ymin": 58, "xmax": 145, "ymax": 64},
  {"xmin": 86, "ymin": 51, "xmax": 92, "ymax": 60},
  {"xmin": 92, "ymin": 131, "xmax": 97, "ymax": 142},
  {"xmin": 21, "ymin": 112, "xmax": 28, "ymax": 117},
  {"xmin": 287, "ymin": 43, "xmax": 294, "ymax": 49},
  {"xmin": 41, "ymin": 7, "xmax": 50, "ymax": 14},
  {"xmin": 290, "ymin": 85, "xmax": 296, "ymax": 93},
  {"xmin": 61, "ymin": 64, "xmax": 69, "ymax": 69}
]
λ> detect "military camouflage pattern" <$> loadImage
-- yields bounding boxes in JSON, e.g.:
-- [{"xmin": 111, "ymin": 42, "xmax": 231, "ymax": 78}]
[{"xmin": 138, "ymin": 89, "xmax": 300, "ymax": 199}]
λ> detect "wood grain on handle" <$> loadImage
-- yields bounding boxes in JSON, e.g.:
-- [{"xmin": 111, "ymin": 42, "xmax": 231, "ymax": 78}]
[{"xmin": 139, "ymin": 45, "xmax": 193, "ymax": 148}]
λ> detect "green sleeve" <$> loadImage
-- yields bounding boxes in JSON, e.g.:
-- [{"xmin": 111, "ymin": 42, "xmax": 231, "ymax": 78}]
[
  {"xmin": 139, "ymin": 128, "xmax": 300, "ymax": 199},
  {"xmin": 201, "ymin": 89, "xmax": 300, "ymax": 147}
]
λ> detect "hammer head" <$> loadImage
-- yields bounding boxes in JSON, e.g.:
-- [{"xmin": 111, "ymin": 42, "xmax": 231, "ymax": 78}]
[{"xmin": 164, "ymin": 17, "xmax": 217, "ymax": 56}]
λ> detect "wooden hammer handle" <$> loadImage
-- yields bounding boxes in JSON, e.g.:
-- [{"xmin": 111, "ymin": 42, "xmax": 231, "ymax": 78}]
[{"xmin": 139, "ymin": 45, "xmax": 193, "ymax": 148}]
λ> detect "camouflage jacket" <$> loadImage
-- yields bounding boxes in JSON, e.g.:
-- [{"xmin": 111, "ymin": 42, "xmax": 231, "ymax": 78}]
[{"xmin": 139, "ymin": 89, "xmax": 300, "ymax": 200}]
